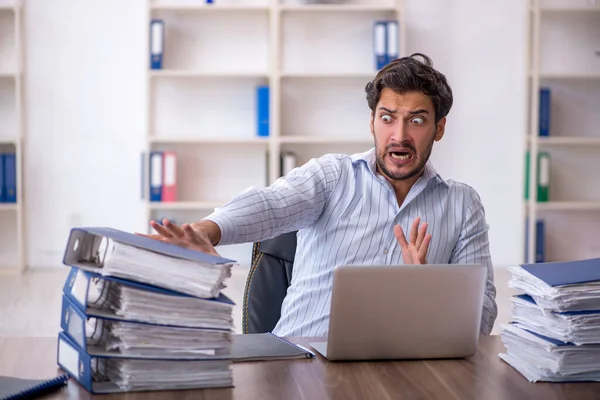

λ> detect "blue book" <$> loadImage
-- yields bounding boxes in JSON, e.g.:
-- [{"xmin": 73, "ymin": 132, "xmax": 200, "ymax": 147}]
[
  {"xmin": 539, "ymin": 87, "xmax": 551, "ymax": 136},
  {"xmin": 535, "ymin": 219, "xmax": 545, "ymax": 263},
  {"xmin": 521, "ymin": 257, "xmax": 600, "ymax": 287},
  {"xmin": 256, "ymin": 86, "xmax": 269, "ymax": 137},
  {"xmin": 373, "ymin": 21, "xmax": 387, "ymax": 70},
  {"xmin": 0, "ymin": 153, "xmax": 4, "ymax": 203},
  {"xmin": 149, "ymin": 19, "xmax": 164, "ymax": 70},
  {"xmin": 4, "ymin": 153, "xmax": 16, "ymax": 203}
]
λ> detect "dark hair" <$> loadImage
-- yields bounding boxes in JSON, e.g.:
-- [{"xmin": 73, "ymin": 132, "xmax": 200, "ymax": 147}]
[{"xmin": 365, "ymin": 53, "xmax": 453, "ymax": 123}]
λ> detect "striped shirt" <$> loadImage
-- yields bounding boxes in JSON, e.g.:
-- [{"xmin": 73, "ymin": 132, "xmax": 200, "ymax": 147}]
[{"xmin": 205, "ymin": 148, "xmax": 498, "ymax": 337}]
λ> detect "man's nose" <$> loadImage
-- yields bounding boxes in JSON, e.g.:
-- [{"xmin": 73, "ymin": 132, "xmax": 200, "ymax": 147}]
[{"xmin": 390, "ymin": 121, "xmax": 409, "ymax": 143}]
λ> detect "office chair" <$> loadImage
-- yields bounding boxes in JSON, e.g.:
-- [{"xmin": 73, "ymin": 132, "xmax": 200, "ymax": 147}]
[{"xmin": 242, "ymin": 231, "xmax": 298, "ymax": 334}]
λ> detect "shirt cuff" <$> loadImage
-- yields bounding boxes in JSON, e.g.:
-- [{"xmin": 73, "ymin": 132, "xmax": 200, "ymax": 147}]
[{"xmin": 203, "ymin": 210, "xmax": 235, "ymax": 246}]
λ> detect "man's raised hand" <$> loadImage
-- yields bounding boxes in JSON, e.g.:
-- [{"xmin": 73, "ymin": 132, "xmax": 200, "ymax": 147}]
[{"xmin": 394, "ymin": 217, "xmax": 432, "ymax": 264}]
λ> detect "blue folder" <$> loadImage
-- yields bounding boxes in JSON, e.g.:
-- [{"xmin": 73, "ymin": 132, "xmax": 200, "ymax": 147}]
[
  {"xmin": 521, "ymin": 257, "xmax": 600, "ymax": 287},
  {"xmin": 4, "ymin": 153, "xmax": 16, "ymax": 203}
]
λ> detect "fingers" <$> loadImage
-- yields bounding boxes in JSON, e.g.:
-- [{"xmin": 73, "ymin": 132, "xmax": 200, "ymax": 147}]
[
  {"xmin": 415, "ymin": 221, "xmax": 428, "ymax": 249},
  {"xmin": 418, "ymin": 234, "xmax": 432, "ymax": 262},
  {"xmin": 150, "ymin": 220, "xmax": 173, "ymax": 238},
  {"xmin": 409, "ymin": 217, "xmax": 420, "ymax": 244},
  {"xmin": 163, "ymin": 219, "xmax": 185, "ymax": 238},
  {"xmin": 394, "ymin": 225, "xmax": 409, "ymax": 249},
  {"xmin": 182, "ymin": 224, "xmax": 201, "ymax": 244}
]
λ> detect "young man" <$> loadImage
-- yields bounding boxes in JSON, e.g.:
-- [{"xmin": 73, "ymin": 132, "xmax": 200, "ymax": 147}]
[{"xmin": 145, "ymin": 53, "xmax": 498, "ymax": 337}]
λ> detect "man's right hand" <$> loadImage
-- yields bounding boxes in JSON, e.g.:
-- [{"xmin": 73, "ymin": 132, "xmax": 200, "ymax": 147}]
[{"xmin": 139, "ymin": 219, "xmax": 221, "ymax": 257}]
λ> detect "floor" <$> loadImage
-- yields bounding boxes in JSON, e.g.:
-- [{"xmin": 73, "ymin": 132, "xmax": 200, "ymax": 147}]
[{"xmin": 0, "ymin": 266, "xmax": 516, "ymax": 337}]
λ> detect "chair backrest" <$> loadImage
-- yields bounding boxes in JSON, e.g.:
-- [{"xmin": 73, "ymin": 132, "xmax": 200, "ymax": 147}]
[{"xmin": 242, "ymin": 231, "xmax": 298, "ymax": 334}]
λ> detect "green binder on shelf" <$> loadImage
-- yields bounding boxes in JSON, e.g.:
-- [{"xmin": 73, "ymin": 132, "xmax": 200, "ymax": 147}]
[
  {"xmin": 537, "ymin": 151, "xmax": 550, "ymax": 202},
  {"xmin": 525, "ymin": 150, "xmax": 530, "ymax": 200}
]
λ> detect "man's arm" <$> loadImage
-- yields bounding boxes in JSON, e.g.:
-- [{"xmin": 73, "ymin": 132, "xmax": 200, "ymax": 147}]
[
  {"xmin": 197, "ymin": 154, "xmax": 343, "ymax": 247},
  {"xmin": 449, "ymin": 187, "xmax": 498, "ymax": 335}
]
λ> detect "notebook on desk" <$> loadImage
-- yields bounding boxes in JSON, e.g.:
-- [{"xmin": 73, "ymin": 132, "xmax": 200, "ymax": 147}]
[
  {"xmin": 0, "ymin": 374, "xmax": 69, "ymax": 400},
  {"xmin": 231, "ymin": 333, "xmax": 315, "ymax": 362}
]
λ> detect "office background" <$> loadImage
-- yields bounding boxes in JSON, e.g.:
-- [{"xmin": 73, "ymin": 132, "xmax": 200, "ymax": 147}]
[{"xmin": 1, "ymin": 0, "xmax": 599, "ymax": 336}]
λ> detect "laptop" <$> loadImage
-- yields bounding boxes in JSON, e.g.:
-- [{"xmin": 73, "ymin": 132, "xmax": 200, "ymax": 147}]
[{"xmin": 309, "ymin": 264, "xmax": 487, "ymax": 361}]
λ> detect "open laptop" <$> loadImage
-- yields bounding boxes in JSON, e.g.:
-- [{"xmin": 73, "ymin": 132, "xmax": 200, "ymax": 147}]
[{"xmin": 309, "ymin": 264, "xmax": 487, "ymax": 361}]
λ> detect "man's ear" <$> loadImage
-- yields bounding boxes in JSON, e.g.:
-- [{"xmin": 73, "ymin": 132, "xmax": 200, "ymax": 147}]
[{"xmin": 434, "ymin": 117, "xmax": 446, "ymax": 141}]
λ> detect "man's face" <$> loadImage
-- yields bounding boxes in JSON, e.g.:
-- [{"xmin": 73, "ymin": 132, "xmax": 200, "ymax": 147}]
[{"xmin": 370, "ymin": 88, "xmax": 446, "ymax": 182}]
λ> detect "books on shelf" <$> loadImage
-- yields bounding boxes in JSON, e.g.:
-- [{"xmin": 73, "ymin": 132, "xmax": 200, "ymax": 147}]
[
  {"xmin": 148, "ymin": 151, "xmax": 177, "ymax": 203},
  {"xmin": 57, "ymin": 226, "xmax": 238, "ymax": 393},
  {"xmin": 500, "ymin": 257, "xmax": 600, "ymax": 382},
  {"xmin": 0, "ymin": 152, "xmax": 16, "ymax": 203},
  {"xmin": 373, "ymin": 20, "xmax": 399, "ymax": 70}
]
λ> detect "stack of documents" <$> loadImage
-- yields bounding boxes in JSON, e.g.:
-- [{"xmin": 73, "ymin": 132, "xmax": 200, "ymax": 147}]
[
  {"xmin": 499, "ymin": 257, "xmax": 600, "ymax": 382},
  {"xmin": 56, "ymin": 227, "xmax": 237, "ymax": 394}
]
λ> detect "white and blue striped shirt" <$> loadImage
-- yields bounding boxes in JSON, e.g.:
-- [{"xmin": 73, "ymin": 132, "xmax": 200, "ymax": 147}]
[{"xmin": 206, "ymin": 148, "xmax": 498, "ymax": 337}]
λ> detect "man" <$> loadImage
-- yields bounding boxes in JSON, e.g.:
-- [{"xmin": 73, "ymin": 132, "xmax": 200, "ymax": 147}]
[{"xmin": 145, "ymin": 53, "xmax": 498, "ymax": 337}]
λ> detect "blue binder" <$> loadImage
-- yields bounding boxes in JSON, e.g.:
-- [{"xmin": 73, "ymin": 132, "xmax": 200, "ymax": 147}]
[
  {"xmin": 535, "ymin": 219, "xmax": 545, "ymax": 263},
  {"xmin": 0, "ymin": 153, "xmax": 4, "ymax": 202},
  {"xmin": 521, "ymin": 257, "xmax": 600, "ymax": 287},
  {"xmin": 373, "ymin": 21, "xmax": 387, "ymax": 70},
  {"xmin": 62, "ymin": 226, "xmax": 235, "ymax": 270},
  {"xmin": 385, "ymin": 20, "xmax": 399, "ymax": 64},
  {"xmin": 539, "ymin": 88, "xmax": 551, "ymax": 136},
  {"xmin": 149, "ymin": 20, "xmax": 164, "ymax": 70},
  {"xmin": 256, "ymin": 86, "xmax": 269, "ymax": 137},
  {"xmin": 4, "ymin": 153, "xmax": 16, "ymax": 203},
  {"xmin": 62, "ymin": 266, "xmax": 235, "ymax": 327},
  {"xmin": 149, "ymin": 151, "xmax": 163, "ymax": 201},
  {"xmin": 56, "ymin": 332, "xmax": 233, "ymax": 394}
]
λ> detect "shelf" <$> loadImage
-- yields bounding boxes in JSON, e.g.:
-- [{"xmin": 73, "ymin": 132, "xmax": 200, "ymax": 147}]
[
  {"xmin": 535, "ymin": 201, "xmax": 600, "ymax": 211},
  {"xmin": 532, "ymin": 136, "xmax": 600, "ymax": 146},
  {"xmin": 281, "ymin": 71, "xmax": 376, "ymax": 79},
  {"xmin": 0, "ymin": 72, "xmax": 17, "ymax": 79},
  {"xmin": 149, "ymin": 136, "xmax": 269, "ymax": 145},
  {"xmin": 149, "ymin": 70, "xmax": 268, "ymax": 79},
  {"xmin": 150, "ymin": 4, "xmax": 268, "ymax": 11},
  {"xmin": 0, "ymin": 203, "xmax": 17, "ymax": 212},
  {"xmin": 280, "ymin": 136, "xmax": 373, "ymax": 144},
  {"xmin": 149, "ymin": 201, "xmax": 226, "ymax": 211},
  {"xmin": 279, "ymin": 4, "xmax": 398, "ymax": 12},
  {"xmin": 539, "ymin": 7, "xmax": 600, "ymax": 14},
  {"xmin": 0, "ymin": 137, "xmax": 18, "ymax": 145},
  {"xmin": 535, "ymin": 72, "xmax": 600, "ymax": 80}
]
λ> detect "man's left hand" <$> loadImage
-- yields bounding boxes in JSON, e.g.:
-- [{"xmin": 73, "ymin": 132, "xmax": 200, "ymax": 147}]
[{"xmin": 394, "ymin": 217, "xmax": 431, "ymax": 264}]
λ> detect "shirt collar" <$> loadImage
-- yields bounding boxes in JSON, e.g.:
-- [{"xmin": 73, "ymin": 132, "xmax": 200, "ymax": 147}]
[{"xmin": 352, "ymin": 147, "xmax": 449, "ymax": 187}]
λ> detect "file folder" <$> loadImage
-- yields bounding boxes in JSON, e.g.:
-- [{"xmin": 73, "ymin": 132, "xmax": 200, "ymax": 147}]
[
  {"xmin": 521, "ymin": 257, "xmax": 600, "ymax": 288},
  {"xmin": 0, "ymin": 153, "xmax": 4, "ymax": 202},
  {"xmin": 386, "ymin": 21, "xmax": 399, "ymax": 64},
  {"xmin": 149, "ymin": 20, "xmax": 164, "ymax": 70},
  {"xmin": 161, "ymin": 151, "xmax": 177, "ymax": 202},
  {"xmin": 149, "ymin": 151, "xmax": 163, "ymax": 202},
  {"xmin": 56, "ymin": 332, "xmax": 233, "ymax": 394},
  {"xmin": 537, "ymin": 151, "xmax": 550, "ymax": 202},
  {"xmin": 4, "ymin": 153, "xmax": 16, "ymax": 203},
  {"xmin": 373, "ymin": 21, "xmax": 387, "ymax": 70},
  {"xmin": 539, "ymin": 88, "xmax": 551, "ymax": 136},
  {"xmin": 256, "ymin": 86, "xmax": 269, "ymax": 137},
  {"xmin": 62, "ymin": 266, "xmax": 235, "ymax": 329}
]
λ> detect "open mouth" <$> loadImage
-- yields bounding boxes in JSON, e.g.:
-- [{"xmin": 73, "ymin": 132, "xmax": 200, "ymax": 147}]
[{"xmin": 389, "ymin": 150, "xmax": 413, "ymax": 161}]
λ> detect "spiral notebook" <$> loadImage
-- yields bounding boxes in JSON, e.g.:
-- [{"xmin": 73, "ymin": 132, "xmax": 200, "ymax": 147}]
[{"xmin": 0, "ymin": 374, "xmax": 68, "ymax": 400}]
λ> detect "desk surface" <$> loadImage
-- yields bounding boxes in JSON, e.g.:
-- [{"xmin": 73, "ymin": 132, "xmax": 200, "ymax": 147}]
[{"xmin": 1, "ymin": 336, "xmax": 599, "ymax": 400}]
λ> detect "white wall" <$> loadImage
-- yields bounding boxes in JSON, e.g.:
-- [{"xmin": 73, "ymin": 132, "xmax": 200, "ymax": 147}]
[
  {"xmin": 405, "ymin": 0, "xmax": 528, "ymax": 266},
  {"xmin": 23, "ymin": 0, "xmax": 528, "ymax": 268},
  {"xmin": 25, "ymin": 1, "xmax": 147, "ymax": 267}
]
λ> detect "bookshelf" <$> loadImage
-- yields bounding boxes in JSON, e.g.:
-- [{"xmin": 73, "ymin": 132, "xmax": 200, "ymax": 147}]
[
  {"xmin": 525, "ymin": 0, "xmax": 600, "ymax": 263},
  {"xmin": 143, "ymin": 0, "xmax": 405, "ymax": 263},
  {"xmin": 0, "ymin": 1, "xmax": 24, "ymax": 273}
]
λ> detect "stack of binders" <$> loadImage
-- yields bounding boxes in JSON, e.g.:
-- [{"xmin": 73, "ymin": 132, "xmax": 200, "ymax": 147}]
[
  {"xmin": 56, "ymin": 227, "xmax": 237, "ymax": 394},
  {"xmin": 499, "ymin": 257, "xmax": 600, "ymax": 382}
]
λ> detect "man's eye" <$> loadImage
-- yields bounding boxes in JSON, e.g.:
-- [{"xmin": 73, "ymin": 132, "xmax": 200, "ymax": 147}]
[
  {"xmin": 381, "ymin": 114, "xmax": 392, "ymax": 123},
  {"xmin": 411, "ymin": 117, "xmax": 424, "ymax": 125}
]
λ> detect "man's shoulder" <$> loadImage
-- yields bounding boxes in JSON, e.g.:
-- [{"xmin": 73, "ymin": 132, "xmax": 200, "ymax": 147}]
[
  {"xmin": 440, "ymin": 178, "xmax": 483, "ymax": 204},
  {"xmin": 314, "ymin": 150, "xmax": 373, "ymax": 172}
]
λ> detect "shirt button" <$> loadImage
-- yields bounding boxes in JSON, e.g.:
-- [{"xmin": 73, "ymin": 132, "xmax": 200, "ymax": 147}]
[{"xmin": 383, "ymin": 249, "xmax": 389, "ymax": 254}]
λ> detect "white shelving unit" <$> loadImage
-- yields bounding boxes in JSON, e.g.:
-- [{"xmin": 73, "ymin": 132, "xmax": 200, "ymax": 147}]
[
  {"xmin": 0, "ymin": 0, "xmax": 25, "ymax": 273},
  {"xmin": 143, "ymin": 0, "xmax": 405, "ymax": 241},
  {"xmin": 525, "ymin": 0, "xmax": 600, "ymax": 263}
]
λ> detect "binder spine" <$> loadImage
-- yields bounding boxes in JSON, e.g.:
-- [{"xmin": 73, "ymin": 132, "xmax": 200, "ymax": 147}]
[
  {"xmin": 256, "ymin": 86, "xmax": 269, "ymax": 137},
  {"xmin": 0, "ymin": 153, "xmax": 4, "ymax": 202},
  {"xmin": 374, "ymin": 21, "xmax": 387, "ymax": 70},
  {"xmin": 162, "ymin": 151, "xmax": 177, "ymax": 202},
  {"xmin": 537, "ymin": 152, "xmax": 550, "ymax": 202},
  {"xmin": 149, "ymin": 151, "xmax": 163, "ymax": 202},
  {"xmin": 539, "ymin": 88, "xmax": 550, "ymax": 137},
  {"xmin": 57, "ymin": 331, "xmax": 94, "ymax": 393},
  {"xmin": 61, "ymin": 294, "xmax": 89, "ymax": 351},
  {"xmin": 535, "ymin": 219, "xmax": 545, "ymax": 263},
  {"xmin": 149, "ymin": 19, "xmax": 164, "ymax": 70},
  {"xmin": 385, "ymin": 20, "xmax": 399, "ymax": 64},
  {"xmin": 4, "ymin": 153, "xmax": 16, "ymax": 203}
]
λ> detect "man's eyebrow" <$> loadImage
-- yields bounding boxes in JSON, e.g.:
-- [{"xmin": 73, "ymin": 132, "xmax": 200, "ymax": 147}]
[
  {"xmin": 408, "ymin": 109, "xmax": 429, "ymax": 115},
  {"xmin": 378, "ymin": 107, "xmax": 397, "ymax": 113}
]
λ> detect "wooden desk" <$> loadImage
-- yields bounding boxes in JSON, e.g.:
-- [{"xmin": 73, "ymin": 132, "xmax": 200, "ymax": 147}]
[{"xmin": 1, "ymin": 336, "xmax": 599, "ymax": 399}]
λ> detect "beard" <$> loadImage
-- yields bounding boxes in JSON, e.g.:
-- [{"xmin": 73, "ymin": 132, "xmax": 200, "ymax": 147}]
[{"xmin": 374, "ymin": 134, "xmax": 435, "ymax": 182}]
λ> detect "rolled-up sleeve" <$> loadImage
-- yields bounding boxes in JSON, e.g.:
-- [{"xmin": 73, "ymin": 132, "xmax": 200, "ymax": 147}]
[
  {"xmin": 449, "ymin": 187, "xmax": 498, "ymax": 335},
  {"xmin": 204, "ymin": 154, "xmax": 342, "ymax": 246}
]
